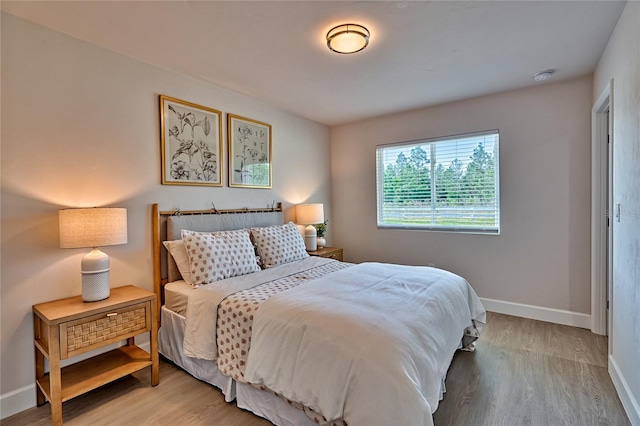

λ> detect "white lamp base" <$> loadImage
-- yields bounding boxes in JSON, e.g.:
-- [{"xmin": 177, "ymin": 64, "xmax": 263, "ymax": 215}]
[
  {"xmin": 81, "ymin": 248, "xmax": 111, "ymax": 302},
  {"xmin": 304, "ymin": 225, "xmax": 317, "ymax": 251}
]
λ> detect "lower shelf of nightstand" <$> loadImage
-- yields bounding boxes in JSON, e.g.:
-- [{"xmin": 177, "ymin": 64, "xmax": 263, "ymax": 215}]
[{"xmin": 36, "ymin": 345, "xmax": 152, "ymax": 403}]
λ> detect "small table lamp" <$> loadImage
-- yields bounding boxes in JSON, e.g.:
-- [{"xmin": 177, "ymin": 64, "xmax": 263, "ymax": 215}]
[
  {"xmin": 59, "ymin": 207, "xmax": 128, "ymax": 302},
  {"xmin": 296, "ymin": 203, "xmax": 324, "ymax": 252}
]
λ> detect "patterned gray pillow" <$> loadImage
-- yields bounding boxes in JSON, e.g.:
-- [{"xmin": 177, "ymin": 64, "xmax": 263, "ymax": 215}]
[
  {"xmin": 251, "ymin": 222, "xmax": 309, "ymax": 268},
  {"xmin": 181, "ymin": 229, "xmax": 260, "ymax": 287}
]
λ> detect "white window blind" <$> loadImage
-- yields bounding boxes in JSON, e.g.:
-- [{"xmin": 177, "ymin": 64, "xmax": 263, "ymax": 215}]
[{"xmin": 376, "ymin": 130, "xmax": 500, "ymax": 234}]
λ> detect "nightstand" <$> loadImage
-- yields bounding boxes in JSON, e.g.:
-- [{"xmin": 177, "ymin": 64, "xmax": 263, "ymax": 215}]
[
  {"xmin": 32, "ymin": 285, "xmax": 158, "ymax": 426},
  {"xmin": 308, "ymin": 246, "xmax": 343, "ymax": 262}
]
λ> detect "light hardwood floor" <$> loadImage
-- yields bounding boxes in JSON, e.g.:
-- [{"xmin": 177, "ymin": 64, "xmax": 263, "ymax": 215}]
[{"xmin": 3, "ymin": 312, "xmax": 630, "ymax": 426}]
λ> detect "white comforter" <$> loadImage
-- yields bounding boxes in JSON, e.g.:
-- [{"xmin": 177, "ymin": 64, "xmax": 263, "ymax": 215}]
[
  {"xmin": 183, "ymin": 256, "xmax": 335, "ymax": 360},
  {"xmin": 244, "ymin": 262, "xmax": 486, "ymax": 426}
]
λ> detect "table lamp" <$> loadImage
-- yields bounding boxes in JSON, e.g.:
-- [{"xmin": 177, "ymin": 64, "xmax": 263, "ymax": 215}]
[
  {"xmin": 296, "ymin": 203, "xmax": 324, "ymax": 251},
  {"xmin": 59, "ymin": 207, "xmax": 128, "ymax": 302}
]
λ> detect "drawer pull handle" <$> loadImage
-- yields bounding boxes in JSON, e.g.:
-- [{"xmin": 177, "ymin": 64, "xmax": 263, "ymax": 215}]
[{"xmin": 106, "ymin": 313, "xmax": 118, "ymax": 317}]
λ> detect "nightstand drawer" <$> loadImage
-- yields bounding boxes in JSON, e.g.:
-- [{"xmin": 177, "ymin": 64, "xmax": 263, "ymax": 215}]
[
  {"xmin": 308, "ymin": 247, "xmax": 343, "ymax": 262},
  {"xmin": 325, "ymin": 251, "xmax": 343, "ymax": 261},
  {"xmin": 60, "ymin": 301, "xmax": 151, "ymax": 359}
]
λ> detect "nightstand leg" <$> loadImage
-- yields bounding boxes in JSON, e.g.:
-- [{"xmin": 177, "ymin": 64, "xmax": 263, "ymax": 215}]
[
  {"xmin": 33, "ymin": 314, "xmax": 46, "ymax": 407},
  {"xmin": 49, "ymin": 325, "xmax": 63, "ymax": 426},
  {"xmin": 35, "ymin": 351, "xmax": 45, "ymax": 406},
  {"xmin": 150, "ymin": 303, "xmax": 159, "ymax": 386}
]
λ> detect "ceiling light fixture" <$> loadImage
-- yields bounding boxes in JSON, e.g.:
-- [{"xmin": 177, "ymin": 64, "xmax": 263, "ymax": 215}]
[
  {"xmin": 533, "ymin": 69, "xmax": 555, "ymax": 81},
  {"xmin": 326, "ymin": 24, "xmax": 370, "ymax": 54}
]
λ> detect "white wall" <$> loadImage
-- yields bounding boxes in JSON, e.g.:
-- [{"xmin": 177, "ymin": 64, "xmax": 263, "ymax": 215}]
[
  {"xmin": 593, "ymin": 2, "xmax": 640, "ymax": 424},
  {"xmin": 331, "ymin": 76, "xmax": 593, "ymax": 320},
  {"xmin": 0, "ymin": 13, "xmax": 331, "ymax": 418}
]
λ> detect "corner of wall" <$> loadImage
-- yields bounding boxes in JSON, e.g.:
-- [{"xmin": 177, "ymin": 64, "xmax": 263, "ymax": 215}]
[
  {"xmin": 609, "ymin": 356, "xmax": 640, "ymax": 426},
  {"xmin": 479, "ymin": 298, "xmax": 591, "ymax": 329}
]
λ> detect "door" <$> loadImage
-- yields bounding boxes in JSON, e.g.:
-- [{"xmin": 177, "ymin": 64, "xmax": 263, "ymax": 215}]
[{"xmin": 591, "ymin": 82, "xmax": 613, "ymax": 343}]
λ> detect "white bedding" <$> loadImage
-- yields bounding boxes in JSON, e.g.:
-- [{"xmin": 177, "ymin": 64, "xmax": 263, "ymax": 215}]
[
  {"xmin": 183, "ymin": 256, "xmax": 336, "ymax": 360},
  {"xmin": 243, "ymin": 262, "xmax": 486, "ymax": 426}
]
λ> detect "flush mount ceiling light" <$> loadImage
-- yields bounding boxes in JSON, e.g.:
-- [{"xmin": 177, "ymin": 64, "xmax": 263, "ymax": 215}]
[
  {"xmin": 533, "ymin": 69, "xmax": 555, "ymax": 81},
  {"xmin": 326, "ymin": 24, "xmax": 370, "ymax": 54}
]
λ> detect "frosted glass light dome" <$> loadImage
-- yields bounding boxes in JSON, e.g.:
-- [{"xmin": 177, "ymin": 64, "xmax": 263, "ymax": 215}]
[{"xmin": 327, "ymin": 24, "xmax": 370, "ymax": 54}]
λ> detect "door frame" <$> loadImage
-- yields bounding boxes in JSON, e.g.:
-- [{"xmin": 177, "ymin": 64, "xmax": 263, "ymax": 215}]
[{"xmin": 591, "ymin": 79, "xmax": 613, "ymax": 342}]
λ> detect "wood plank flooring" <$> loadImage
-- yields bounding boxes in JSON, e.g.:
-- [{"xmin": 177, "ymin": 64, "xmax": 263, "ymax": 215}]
[
  {"xmin": 3, "ymin": 312, "xmax": 629, "ymax": 426},
  {"xmin": 432, "ymin": 312, "xmax": 629, "ymax": 426}
]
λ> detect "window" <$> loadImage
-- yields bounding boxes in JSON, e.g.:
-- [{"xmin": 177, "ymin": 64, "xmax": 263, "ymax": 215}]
[{"xmin": 376, "ymin": 130, "xmax": 500, "ymax": 234}]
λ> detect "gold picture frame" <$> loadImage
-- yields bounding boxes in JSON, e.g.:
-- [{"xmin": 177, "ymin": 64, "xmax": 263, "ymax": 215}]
[
  {"xmin": 160, "ymin": 95, "xmax": 223, "ymax": 186},
  {"xmin": 228, "ymin": 113, "xmax": 272, "ymax": 188}
]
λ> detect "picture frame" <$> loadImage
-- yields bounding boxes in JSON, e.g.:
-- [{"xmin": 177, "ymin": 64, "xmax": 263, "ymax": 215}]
[
  {"xmin": 228, "ymin": 113, "xmax": 272, "ymax": 188},
  {"xmin": 160, "ymin": 95, "xmax": 223, "ymax": 186}
]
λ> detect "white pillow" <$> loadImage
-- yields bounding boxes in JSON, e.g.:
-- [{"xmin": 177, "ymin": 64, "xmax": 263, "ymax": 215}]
[
  {"xmin": 181, "ymin": 229, "xmax": 260, "ymax": 287},
  {"xmin": 250, "ymin": 222, "xmax": 309, "ymax": 269},
  {"xmin": 162, "ymin": 239, "xmax": 193, "ymax": 285}
]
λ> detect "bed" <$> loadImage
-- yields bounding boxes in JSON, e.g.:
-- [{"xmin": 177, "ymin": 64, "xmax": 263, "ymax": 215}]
[{"xmin": 152, "ymin": 203, "xmax": 486, "ymax": 426}]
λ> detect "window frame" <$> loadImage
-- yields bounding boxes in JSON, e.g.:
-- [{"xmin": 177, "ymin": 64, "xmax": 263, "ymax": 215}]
[{"xmin": 376, "ymin": 130, "xmax": 500, "ymax": 235}]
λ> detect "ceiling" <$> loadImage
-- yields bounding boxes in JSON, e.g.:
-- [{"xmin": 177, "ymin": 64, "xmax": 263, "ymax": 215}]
[{"xmin": 2, "ymin": 1, "xmax": 626, "ymax": 126}]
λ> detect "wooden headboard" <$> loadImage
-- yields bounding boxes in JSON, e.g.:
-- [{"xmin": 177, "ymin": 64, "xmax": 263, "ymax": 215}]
[{"xmin": 152, "ymin": 202, "xmax": 283, "ymax": 325}]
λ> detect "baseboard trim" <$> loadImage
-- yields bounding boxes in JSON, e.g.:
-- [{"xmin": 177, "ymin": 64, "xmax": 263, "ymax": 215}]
[
  {"xmin": 0, "ymin": 341, "xmax": 152, "ymax": 420},
  {"xmin": 480, "ymin": 297, "xmax": 591, "ymax": 329},
  {"xmin": 0, "ymin": 384, "xmax": 35, "ymax": 420},
  {"xmin": 609, "ymin": 356, "xmax": 640, "ymax": 426}
]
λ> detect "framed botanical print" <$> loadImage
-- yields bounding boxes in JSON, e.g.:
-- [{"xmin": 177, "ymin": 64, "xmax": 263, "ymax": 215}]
[
  {"xmin": 228, "ymin": 113, "xmax": 272, "ymax": 188},
  {"xmin": 160, "ymin": 95, "xmax": 223, "ymax": 186}
]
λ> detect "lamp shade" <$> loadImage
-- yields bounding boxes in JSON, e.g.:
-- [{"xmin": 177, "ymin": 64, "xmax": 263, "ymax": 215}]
[
  {"xmin": 59, "ymin": 208, "xmax": 128, "ymax": 249},
  {"xmin": 296, "ymin": 203, "xmax": 324, "ymax": 225}
]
